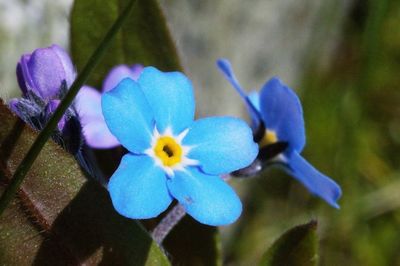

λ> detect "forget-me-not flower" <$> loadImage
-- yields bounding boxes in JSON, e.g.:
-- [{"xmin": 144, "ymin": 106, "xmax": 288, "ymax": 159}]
[
  {"xmin": 217, "ymin": 58, "xmax": 342, "ymax": 208},
  {"xmin": 102, "ymin": 66, "xmax": 258, "ymax": 225},
  {"xmin": 75, "ymin": 64, "xmax": 143, "ymax": 149}
]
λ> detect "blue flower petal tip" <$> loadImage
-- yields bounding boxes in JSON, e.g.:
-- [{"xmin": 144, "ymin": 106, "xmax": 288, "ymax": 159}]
[
  {"xmin": 216, "ymin": 58, "xmax": 234, "ymax": 79},
  {"xmin": 321, "ymin": 183, "xmax": 342, "ymax": 209},
  {"xmin": 328, "ymin": 183, "xmax": 342, "ymax": 209},
  {"xmin": 288, "ymin": 152, "xmax": 342, "ymax": 208},
  {"xmin": 103, "ymin": 66, "xmax": 257, "ymax": 225}
]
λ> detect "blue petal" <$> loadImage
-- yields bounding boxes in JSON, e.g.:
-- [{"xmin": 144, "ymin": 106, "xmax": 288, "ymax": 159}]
[
  {"xmin": 247, "ymin": 91, "xmax": 262, "ymax": 130},
  {"xmin": 216, "ymin": 59, "xmax": 247, "ymax": 99},
  {"xmin": 183, "ymin": 117, "xmax": 258, "ymax": 175},
  {"xmin": 102, "ymin": 64, "xmax": 143, "ymax": 92},
  {"xmin": 216, "ymin": 58, "xmax": 263, "ymax": 131},
  {"xmin": 167, "ymin": 167, "xmax": 242, "ymax": 226},
  {"xmin": 108, "ymin": 154, "xmax": 173, "ymax": 219},
  {"xmin": 259, "ymin": 77, "xmax": 306, "ymax": 152},
  {"xmin": 247, "ymin": 91, "xmax": 260, "ymax": 111},
  {"xmin": 138, "ymin": 67, "xmax": 195, "ymax": 134},
  {"xmin": 286, "ymin": 151, "xmax": 342, "ymax": 208},
  {"xmin": 102, "ymin": 78, "xmax": 155, "ymax": 153}
]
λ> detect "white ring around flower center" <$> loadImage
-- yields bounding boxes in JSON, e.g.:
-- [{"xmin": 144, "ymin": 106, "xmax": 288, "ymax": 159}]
[{"xmin": 145, "ymin": 127, "xmax": 198, "ymax": 176}]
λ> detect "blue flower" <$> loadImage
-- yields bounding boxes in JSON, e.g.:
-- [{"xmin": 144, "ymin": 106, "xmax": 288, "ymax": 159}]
[
  {"xmin": 217, "ymin": 58, "xmax": 342, "ymax": 208},
  {"xmin": 102, "ymin": 66, "xmax": 258, "ymax": 225}
]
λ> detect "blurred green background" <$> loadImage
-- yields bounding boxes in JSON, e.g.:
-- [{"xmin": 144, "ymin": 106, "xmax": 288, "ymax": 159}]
[
  {"xmin": 1, "ymin": 0, "xmax": 399, "ymax": 265},
  {"xmin": 222, "ymin": 1, "xmax": 400, "ymax": 265}
]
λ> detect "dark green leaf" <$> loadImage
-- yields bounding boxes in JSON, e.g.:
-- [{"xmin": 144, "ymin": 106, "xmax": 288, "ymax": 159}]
[
  {"xmin": 0, "ymin": 101, "xmax": 169, "ymax": 265},
  {"xmin": 163, "ymin": 216, "xmax": 221, "ymax": 266},
  {"xmin": 70, "ymin": 0, "xmax": 182, "ymax": 88},
  {"xmin": 259, "ymin": 220, "xmax": 318, "ymax": 266}
]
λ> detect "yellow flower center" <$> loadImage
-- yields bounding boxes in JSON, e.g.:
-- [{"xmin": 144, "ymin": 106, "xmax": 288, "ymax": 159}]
[
  {"xmin": 259, "ymin": 130, "xmax": 278, "ymax": 148},
  {"xmin": 154, "ymin": 136, "xmax": 183, "ymax": 167}
]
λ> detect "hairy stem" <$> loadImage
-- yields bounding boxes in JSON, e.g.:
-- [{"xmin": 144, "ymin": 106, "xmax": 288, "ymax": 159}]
[
  {"xmin": 0, "ymin": 0, "xmax": 137, "ymax": 216},
  {"xmin": 152, "ymin": 204, "xmax": 186, "ymax": 245}
]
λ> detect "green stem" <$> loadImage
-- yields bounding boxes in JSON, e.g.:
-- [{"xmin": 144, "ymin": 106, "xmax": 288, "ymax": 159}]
[
  {"xmin": 0, "ymin": 0, "xmax": 137, "ymax": 215},
  {"xmin": 360, "ymin": 0, "xmax": 388, "ymax": 90}
]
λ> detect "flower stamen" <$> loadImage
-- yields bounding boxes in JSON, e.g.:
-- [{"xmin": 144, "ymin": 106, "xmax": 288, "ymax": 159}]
[
  {"xmin": 259, "ymin": 129, "xmax": 277, "ymax": 148},
  {"xmin": 154, "ymin": 136, "xmax": 182, "ymax": 167}
]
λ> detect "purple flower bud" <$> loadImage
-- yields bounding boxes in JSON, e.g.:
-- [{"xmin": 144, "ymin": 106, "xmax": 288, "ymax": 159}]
[
  {"xmin": 16, "ymin": 44, "xmax": 76, "ymax": 101},
  {"xmin": 44, "ymin": 99, "xmax": 66, "ymax": 131}
]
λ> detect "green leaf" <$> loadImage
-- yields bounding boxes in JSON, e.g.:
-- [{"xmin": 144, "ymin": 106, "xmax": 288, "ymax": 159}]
[
  {"xmin": 0, "ymin": 0, "xmax": 138, "ymax": 216},
  {"xmin": 70, "ymin": 0, "xmax": 182, "ymax": 88},
  {"xmin": 259, "ymin": 220, "xmax": 318, "ymax": 266},
  {"xmin": 0, "ymin": 101, "xmax": 169, "ymax": 265}
]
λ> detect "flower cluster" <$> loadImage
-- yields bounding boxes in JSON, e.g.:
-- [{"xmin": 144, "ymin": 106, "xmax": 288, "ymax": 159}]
[
  {"xmin": 9, "ymin": 44, "xmax": 142, "ymax": 150},
  {"xmin": 217, "ymin": 59, "xmax": 342, "ymax": 208},
  {"xmin": 9, "ymin": 44, "xmax": 342, "ymax": 228}
]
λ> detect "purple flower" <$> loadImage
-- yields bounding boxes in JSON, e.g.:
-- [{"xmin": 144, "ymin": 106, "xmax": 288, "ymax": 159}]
[
  {"xmin": 9, "ymin": 44, "xmax": 84, "ymax": 156},
  {"xmin": 10, "ymin": 45, "xmax": 76, "ymax": 131},
  {"xmin": 16, "ymin": 44, "xmax": 76, "ymax": 101},
  {"xmin": 217, "ymin": 59, "xmax": 342, "ymax": 208},
  {"xmin": 10, "ymin": 43, "xmax": 143, "ymax": 150},
  {"xmin": 75, "ymin": 64, "xmax": 143, "ymax": 149},
  {"xmin": 45, "ymin": 99, "xmax": 66, "ymax": 130}
]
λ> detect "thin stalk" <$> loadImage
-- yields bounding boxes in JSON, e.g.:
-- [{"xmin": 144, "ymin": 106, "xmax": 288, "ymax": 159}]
[
  {"xmin": 151, "ymin": 204, "xmax": 186, "ymax": 245},
  {"xmin": 0, "ymin": 0, "xmax": 137, "ymax": 215}
]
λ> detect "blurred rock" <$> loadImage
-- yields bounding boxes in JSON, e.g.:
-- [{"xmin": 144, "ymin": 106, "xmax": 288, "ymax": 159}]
[
  {"xmin": 0, "ymin": 0, "xmax": 352, "ymax": 116},
  {"xmin": 160, "ymin": 0, "xmax": 352, "ymax": 117}
]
